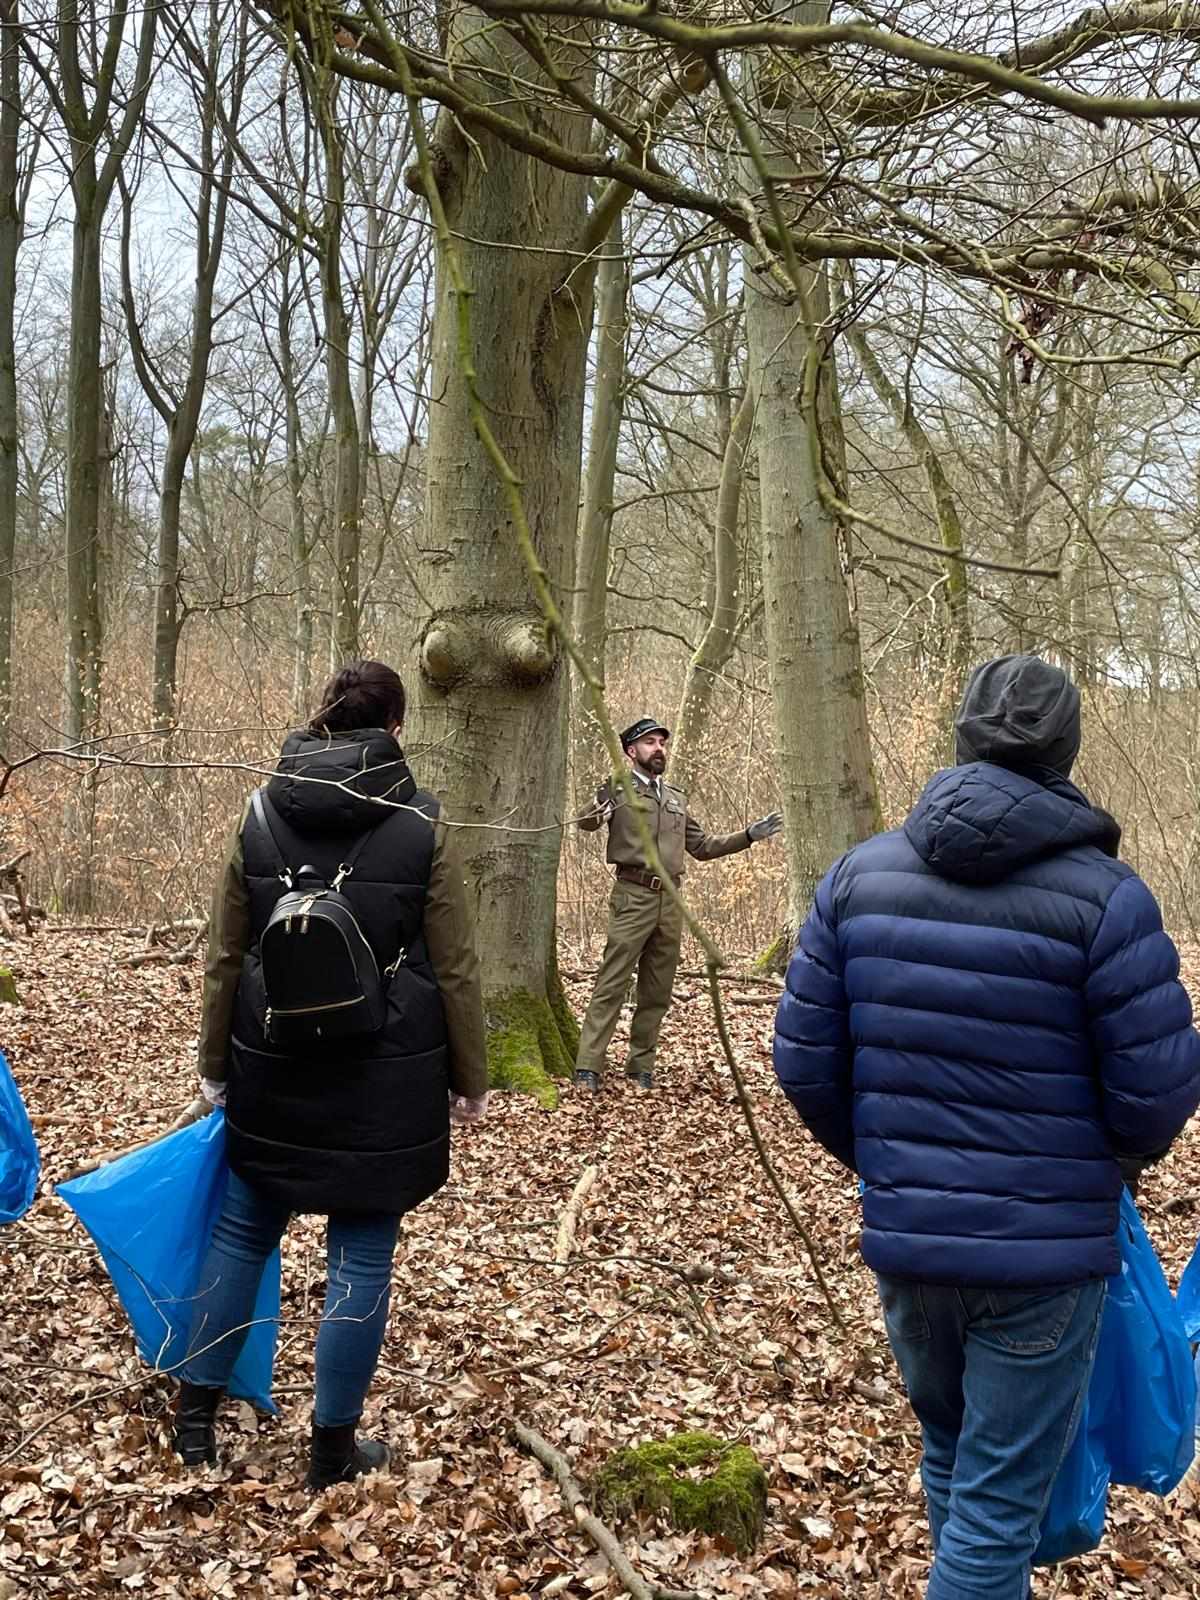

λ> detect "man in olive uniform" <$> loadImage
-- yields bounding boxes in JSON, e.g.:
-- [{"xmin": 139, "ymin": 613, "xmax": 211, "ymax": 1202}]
[{"xmin": 574, "ymin": 717, "xmax": 782, "ymax": 1091}]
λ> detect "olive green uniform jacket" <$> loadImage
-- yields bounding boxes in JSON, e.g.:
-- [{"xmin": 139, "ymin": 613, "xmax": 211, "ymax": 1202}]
[{"xmin": 577, "ymin": 773, "xmax": 751, "ymax": 878}]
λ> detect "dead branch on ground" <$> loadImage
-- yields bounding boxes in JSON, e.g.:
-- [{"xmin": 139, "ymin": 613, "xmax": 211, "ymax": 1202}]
[
  {"xmin": 513, "ymin": 1421, "xmax": 702, "ymax": 1600},
  {"xmin": 554, "ymin": 1164, "xmax": 599, "ymax": 1263}
]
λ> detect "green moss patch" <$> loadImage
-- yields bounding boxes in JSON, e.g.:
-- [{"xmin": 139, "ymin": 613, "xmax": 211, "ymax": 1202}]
[
  {"xmin": 486, "ymin": 988, "xmax": 575, "ymax": 1108},
  {"xmin": 545, "ymin": 941, "xmax": 580, "ymax": 1060},
  {"xmin": 0, "ymin": 966, "xmax": 19, "ymax": 1006},
  {"xmin": 593, "ymin": 1431, "xmax": 768, "ymax": 1555},
  {"xmin": 752, "ymin": 929, "xmax": 792, "ymax": 976}
]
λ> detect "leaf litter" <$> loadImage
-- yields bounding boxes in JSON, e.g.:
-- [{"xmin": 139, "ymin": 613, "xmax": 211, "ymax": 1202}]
[{"xmin": 0, "ymin": 928, "xmax": 1198, "ymax": 1596}]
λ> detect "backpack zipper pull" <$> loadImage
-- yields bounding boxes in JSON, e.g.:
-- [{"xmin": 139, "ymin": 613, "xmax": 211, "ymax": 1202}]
[{"xmin": 384, "ymin": 947, "xmax": 407, "ymax": 977}]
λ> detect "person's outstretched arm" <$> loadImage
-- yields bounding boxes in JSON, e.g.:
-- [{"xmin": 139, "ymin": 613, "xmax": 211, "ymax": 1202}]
[
  {"xmin": 577, "ymin": 780, "xmax": 614, "ymax": 833},
  {"xmin": 685, "ymin": 808, "xmax": 781, "ymax": 860}
]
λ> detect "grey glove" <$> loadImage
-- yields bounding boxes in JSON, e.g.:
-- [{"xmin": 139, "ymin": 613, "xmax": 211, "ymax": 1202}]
[
  {"xmin": 748, "ymin": 811, "xmax": 783, "ymax": 842},
  {"xmin": 450, "ymin": 1091, "xmax": 489, "ymax": 1126}
]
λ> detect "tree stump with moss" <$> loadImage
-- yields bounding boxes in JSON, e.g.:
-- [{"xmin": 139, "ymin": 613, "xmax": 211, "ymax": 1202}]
[
  {"xmin": 0, "ymin": 966, "xmax": 18, "ymax": 1006},
  {"xmin": 593, "ymin": 1431, "xmax": 768, "ymax": 1556}
]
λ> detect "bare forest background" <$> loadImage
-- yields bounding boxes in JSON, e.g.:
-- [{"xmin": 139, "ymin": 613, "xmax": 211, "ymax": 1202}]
[
  {"xmin": 5, "ymin": 0, "xmax": 1200, "ymax": 1060},
  {"xmin": 8, "ymin": 11, "xmax": 1200, "ymax": 1595}
]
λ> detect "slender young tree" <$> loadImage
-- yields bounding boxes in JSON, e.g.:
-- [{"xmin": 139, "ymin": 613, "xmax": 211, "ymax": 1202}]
[
  {"xmin": 575, "ymin": 209, "xmax": 628, "ymax": 701},
  {"xmin": 122, "ymin": 0, "xmax": 247, "ymax": 729},
  {"xmin": 0, "ymin": 0, "xmax": 38, "ymax": 749},
  {"xmin": 673, "ymin": 384, "xmax": 754, "ymax": 789},
  {"xmin": 304, "ymin": 42, "xmax": 362, "ymax": 665},
  {"xmin": 21, "ymin": 0, "xmax": 160, "ymax": 748}
]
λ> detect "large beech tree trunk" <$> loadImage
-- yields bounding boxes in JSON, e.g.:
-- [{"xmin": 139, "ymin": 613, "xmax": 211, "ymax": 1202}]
[
  {"xmin": 743, "ymin": 1, "xmax": 880, "ymax": 936},
  {"xmin": 746, "ymin": 270, "xmax": 879, "ymax": 927},
  {"xmin": 411, "ymin": 15, "xmax": 594, "ymax": 1101}
]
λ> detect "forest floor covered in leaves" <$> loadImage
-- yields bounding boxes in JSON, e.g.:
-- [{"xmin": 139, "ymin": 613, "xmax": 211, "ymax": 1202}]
[{"xmin": 1, "ymin": 928, "xmax": 1198, "ymax": 1599}]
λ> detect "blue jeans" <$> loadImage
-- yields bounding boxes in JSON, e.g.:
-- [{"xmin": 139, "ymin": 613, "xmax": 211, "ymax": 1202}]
[
  {"xmin": 876, "ymin": 1275, "xmax": 1105, "ymax": 1600},
  {"xmin": 182, "ymin": 1171, "xmax": 401, "ymax": 1427}
]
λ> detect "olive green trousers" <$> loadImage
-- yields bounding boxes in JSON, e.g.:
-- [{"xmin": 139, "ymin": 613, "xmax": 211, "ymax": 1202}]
[{"xmin": 576, "ymin": 878, "xmax": 684, "ymax": 1076}]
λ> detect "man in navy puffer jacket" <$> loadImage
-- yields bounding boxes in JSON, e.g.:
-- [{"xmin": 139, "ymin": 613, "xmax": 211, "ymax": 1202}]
[{"xmin": 773, "ymin": 655, "xmax": 1200, "ymax": 1600}]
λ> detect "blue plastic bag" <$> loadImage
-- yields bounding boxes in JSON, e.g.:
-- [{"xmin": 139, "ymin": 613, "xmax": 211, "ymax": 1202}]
[
  {"xmin": 58, "ymin": 1112, "xmax": 279, "ymax": 1411},
  {"xmin": 1034, "ymin": 1395, "xmax": 1109, "ymax": 1565},
  {"xmin": 1036, "ymin": 1192, "xmax": 1196, "ymax": 1565},
  {"xmin": 1101, "ymin": 1191, "xmax": 1195, "ymax": 1493},
  {"xmin": 0, "ymin": 1047, "xmax": 39, "ymax": 1224},
  {"xmin": 1178, "ymin": 1237, "xmax": 1200, "ymax": 1341}
]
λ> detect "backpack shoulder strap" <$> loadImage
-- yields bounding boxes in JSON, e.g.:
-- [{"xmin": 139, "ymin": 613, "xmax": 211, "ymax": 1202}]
[
  {"xmin": 331, "ymin": 808, "xmax": 385, "ymax": 889},
  {"xmin": 248, "ymin": 788, "xmax": 292, "ymax": 884}
]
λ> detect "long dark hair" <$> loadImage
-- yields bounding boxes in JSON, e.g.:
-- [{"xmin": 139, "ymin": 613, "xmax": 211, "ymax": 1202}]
[{"xmin": 310, "ymin": 660, "xmax": 407, "ymax": 735}]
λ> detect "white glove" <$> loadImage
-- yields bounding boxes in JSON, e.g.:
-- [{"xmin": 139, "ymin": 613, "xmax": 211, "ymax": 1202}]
[
  {"xmin": 201, "ymin": 1078, "xmax": 227, "ymax": 1108},
  {"xmin": 748, "ymin": 811, "xmax": 783, "ymax": 842},
  {"xmin": 167, "ymin": 1094, "xmax": 213, "ymax": 1133},
  {"xmin": 450, "ymin": 1092, "xmax": 489, "ymax": 1126}
]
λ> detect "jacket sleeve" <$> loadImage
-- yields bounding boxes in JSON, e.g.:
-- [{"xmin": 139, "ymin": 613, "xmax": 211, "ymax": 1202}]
[
  {"xmin": 1085, "ymin": 872, "xmax": 1200, "ymax": 1158},
  {"xmin": 197, "ymin": 804, "xmax": 252, "ymax": 1084},
  {"xmin": 577, "ymin": 784, "xmax": 608, "ymax": 834},
  {"xmin": 684, "ymin": 811, "xmax": 751, "ymax": 861},
  {"xmin": 771, "ymin": 858, "xmax": 856, "ymax": 1171},
  {"xmin": 424, "ymin": 821, "xmax": 489, "ymax": 1099}
]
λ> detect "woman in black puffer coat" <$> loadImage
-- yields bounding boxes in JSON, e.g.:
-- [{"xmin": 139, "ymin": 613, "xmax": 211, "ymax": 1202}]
[{"xmin": 172, "ymin": 662, "xmax": 487, "ymax": 1488}]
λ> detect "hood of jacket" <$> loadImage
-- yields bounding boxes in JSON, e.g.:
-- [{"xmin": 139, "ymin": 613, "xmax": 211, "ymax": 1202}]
[
  {"xmin": 902, "ymin": 761, "xmax": 1119, "ymax": 886},
  {"xmin": 266, "ymin": 727, "xmax": 417, "ymax": 834}
]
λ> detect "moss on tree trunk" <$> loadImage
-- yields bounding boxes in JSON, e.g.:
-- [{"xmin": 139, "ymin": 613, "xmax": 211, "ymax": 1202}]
[
  {"xmin": 753, "ymin": 928, "xmax": 792, "ymax": 976},
  {"xmin": 594, "ymin": 1431, "xmax": 768, "ymax": 1555},
  {"xmin": 545, "ymin": 936, "xmax": 580, "ymax": 1060},
  {"xmin": 486, "ymin": 988, "xmax": 575, "ymax": 1108}
]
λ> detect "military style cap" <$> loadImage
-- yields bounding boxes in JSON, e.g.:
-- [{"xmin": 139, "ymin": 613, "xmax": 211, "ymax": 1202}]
[{"xmin": 620, "ymin": 717, "xmax": 670, "ymax": 748}]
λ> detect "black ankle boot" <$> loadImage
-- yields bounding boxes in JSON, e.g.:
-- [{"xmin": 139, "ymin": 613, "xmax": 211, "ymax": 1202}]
[
  {"xmin": 306, "ymin": 1421, "xmax": 388, "ymax": 1490},
  {"xmin": 173, "ymin": 1381, "xmax": 221, "ymax": 1466}
]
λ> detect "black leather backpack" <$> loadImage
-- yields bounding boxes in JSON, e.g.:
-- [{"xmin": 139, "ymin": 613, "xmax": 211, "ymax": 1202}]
[{"xmin": 246, "ymin": 789, "xmax": 398, "ymax": 1046}]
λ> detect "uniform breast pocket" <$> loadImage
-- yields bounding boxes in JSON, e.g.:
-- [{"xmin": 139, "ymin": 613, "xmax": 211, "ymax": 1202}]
[{"xmin": 664, "ymin": 803, "xmax": 684, "ymax": 830}]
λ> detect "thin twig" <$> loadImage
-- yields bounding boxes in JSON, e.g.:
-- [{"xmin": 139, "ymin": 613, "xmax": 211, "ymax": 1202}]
[{"xmin": 705, "ymin": 968, "xmax": 846, "ymax": 1331}]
